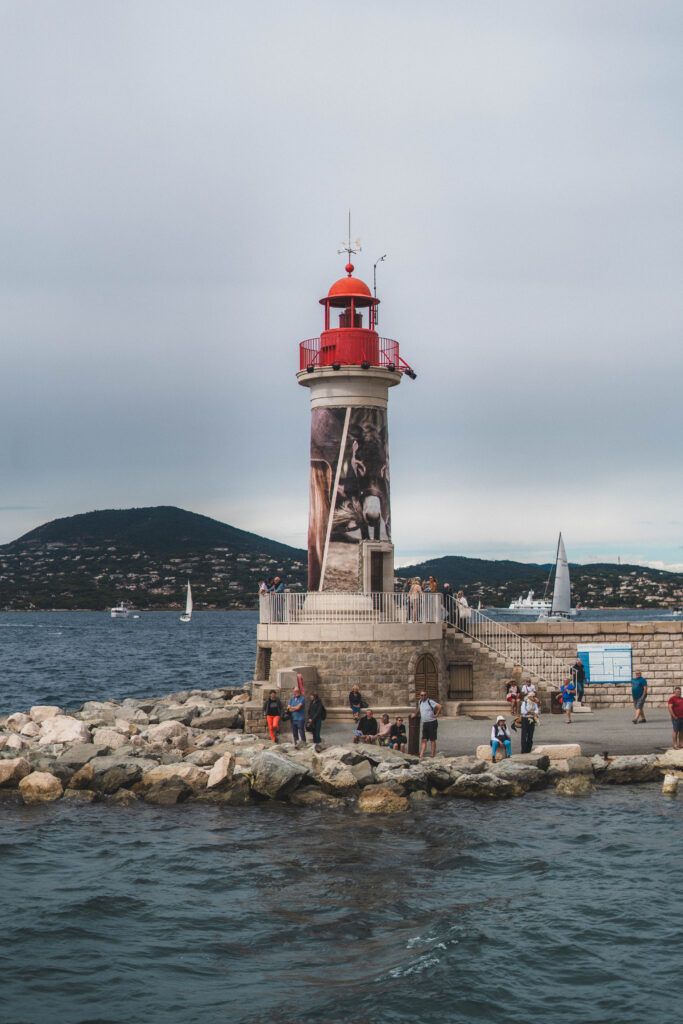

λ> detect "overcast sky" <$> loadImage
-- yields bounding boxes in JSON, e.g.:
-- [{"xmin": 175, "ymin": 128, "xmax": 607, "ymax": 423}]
[{"xmin": 1, "ymin": 1, "xmax": 682, "ymax": 569}]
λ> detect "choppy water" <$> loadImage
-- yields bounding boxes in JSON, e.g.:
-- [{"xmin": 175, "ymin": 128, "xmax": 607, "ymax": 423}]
[
  {"xmin": 0, "ymin": 788, "xmax": 680, "ymax": 1024},
  {"xmin": 0, "ymin": 611, "xmax": 257, "ymax": 713},
  {"xmin": 1, "ymin": 612, "xmax": 681, "ymax": 1023}
]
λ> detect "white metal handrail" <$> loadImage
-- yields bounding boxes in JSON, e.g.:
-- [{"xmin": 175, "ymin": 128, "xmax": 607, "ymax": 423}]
[
  {"xmin": 445, "ymin": 596, "xmax": 567, "ymax": 691},
  {"xmin": 260, "ymin": 591, "xmax": 442, "ymax": 625}
]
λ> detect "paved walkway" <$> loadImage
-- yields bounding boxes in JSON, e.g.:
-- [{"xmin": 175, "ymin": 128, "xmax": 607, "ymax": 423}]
[{"xmin": 321, "ymin": 708, "xmax": 676, "ymax": 758}]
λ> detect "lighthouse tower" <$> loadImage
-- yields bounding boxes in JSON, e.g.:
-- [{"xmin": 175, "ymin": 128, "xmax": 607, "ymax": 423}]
[{"xmin": 298, "ymin": 260, "xmax": 412, "ymax": 595}]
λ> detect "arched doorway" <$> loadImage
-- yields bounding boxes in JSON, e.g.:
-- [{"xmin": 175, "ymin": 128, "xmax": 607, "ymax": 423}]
[{"xmin": 415, "ymin": 653, "xmax": 439, "ymax": 700}]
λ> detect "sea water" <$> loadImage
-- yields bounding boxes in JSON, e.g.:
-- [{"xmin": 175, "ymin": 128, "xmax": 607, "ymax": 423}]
[{"xmin": 1, "ymin": 613, "xmax": 681, "ymax": 1023}]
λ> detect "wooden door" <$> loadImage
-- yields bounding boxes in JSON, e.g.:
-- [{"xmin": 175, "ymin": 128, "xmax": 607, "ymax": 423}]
[
  {"xmin": 415, "ymin": 654, "xmax": 439, "ymax": 699},
  {"xmin": 448, "ymin": 662, "xmax": 473, "ymax": 700}
]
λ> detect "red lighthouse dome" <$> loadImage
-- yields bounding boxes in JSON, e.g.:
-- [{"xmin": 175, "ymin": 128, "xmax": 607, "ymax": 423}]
[{"xmin": 323, "ymin": 263, "xmax": 377, "ymax": 308}]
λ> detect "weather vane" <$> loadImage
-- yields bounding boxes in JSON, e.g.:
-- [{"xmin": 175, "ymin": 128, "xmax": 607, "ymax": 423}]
[{"xmin": 337, "ymin": 210, "xmax": 361, "ymax": 263}]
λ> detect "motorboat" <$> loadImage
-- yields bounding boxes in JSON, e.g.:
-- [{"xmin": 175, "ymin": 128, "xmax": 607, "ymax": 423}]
[{"xmin": 111, "ymin": 602, "xmax": 133, "ymax": 619}]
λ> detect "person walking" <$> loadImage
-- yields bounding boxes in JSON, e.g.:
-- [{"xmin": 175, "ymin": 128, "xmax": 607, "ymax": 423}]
[
  {"xmin": 559, "ymin": 678, "xmax": 576, "ymax": 724},
  {"xmin": 306, "ymin": 692, "xmax": 326, "ymax": 749},
  {"xmin": 571, "ymin": 658, "xmax": 586, "ymax": 704},
  {"xmin": 490, "ymin": 715, "xmax": 512, "ymax": 761},
  {"xmin": 417, "ymin": 690, "xmax": 442, "ymax": 759},
  {"xmin": 520, "ymin": 693, "xmax": 540, "ymax": 754},
  {"xmin": 287, "ymin": 687, "xmax": 307, "ymax": 748},
  {"xmin": 262, "ymin": 689, "xmax": 283, "ymax": 743},
  {"xmin": 631, "ymin": 670, "xmax": 648, "ymax": 724},
  {"xmin": 667, "ymin": 685, "xmax": 683, "ymax": 749}
]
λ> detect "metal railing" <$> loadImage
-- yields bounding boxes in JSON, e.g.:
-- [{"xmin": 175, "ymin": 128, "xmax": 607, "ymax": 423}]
[
  {"xmin": 299, "ymin": 335, "xmax": 401, "ymax": 372},
  {"xmin": 260, "ymin": 591, "xmax": 443, "ymax": 625},
  {"xmin": 444, "ymin": 596, "xmax": 566, "ymax": 691}
]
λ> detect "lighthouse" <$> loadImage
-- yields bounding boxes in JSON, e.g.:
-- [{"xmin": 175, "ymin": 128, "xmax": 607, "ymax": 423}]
[{"xmin": 298, "ymin": 260, "xmax": 414, "ymax": 595}]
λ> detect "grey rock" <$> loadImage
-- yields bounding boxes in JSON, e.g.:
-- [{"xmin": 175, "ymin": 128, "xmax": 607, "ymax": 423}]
[
  {"xmin": 443, "ymin": 756, "xmax": 488, "ymax": 777},
  {"xmin": 546, "ymin": 756, "xmax": 595, "ymax": 781},
  {"xmin": 184, "ymin": 749, "xmax": 221, "ymax": 767},
  {"xmin": 509, "ymin": 754, "xmax": 551, "ymax": 770},
  {"xmin": 195, "ymin": 777, "xmax": 252, "ymax": 805},
  {"xmin": 64, "ymin": 788, "xmax": 99, "ymax": 802},
  {"xmin": 289, "ymin": 787, "xmax": 345, "ymax": 808},
  {"xmin": 55, "ymin": 743, "xmax": 109, "ymax": 770},
  {"xmin": 250, "ymin": 751, "xmax": 307, "ymax": 799},
  {"xmin": 599, "ymin": 754, "xmax": 660, "ymax": 784},
  {"xmin": 70, "ymin": 755, "xmax": 158, "ymax": 793},
  {"xmin": 489, "ymin": 762, "xmax": 549, "ymax": 791},
  {"xmin": 444, "ymin": 772, "xmax": 524, "ymax": 799},
  {"xmin": 155, "ymin": 705, "xmax": 198, "ymax": 725},
  {"xmin": 190, "ymin": 710, "xmax": 242, "ymax": 731},
  {"xmin": 555, "ymin": 775, "xmax": 596, "ymax": 796},
  {"xmin": 143, "ymin": 781, "xmax": 193, "ymax": 805},
  {"xmin": 372, "ymin": 761, "xmax": 433, "ymax": 792}
]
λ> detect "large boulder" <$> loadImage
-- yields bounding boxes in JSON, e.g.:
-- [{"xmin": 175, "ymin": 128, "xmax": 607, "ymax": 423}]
[
  {"xmin": 445, "ymin": 756, "xmax": 488, "ymax": 776},
  {"xmin": 3, "ymin": 734, "xmax": 26, "ymax": 752},
  {"xmin": 656, "ymin": 749, "xmax": 683, "ymax": 770},
  {"xmin": 358, "ymin": 784, "xmax": 410, "ymax": 814},
  {"xmin": 91, "ymin": 728, "xmax": 128, "ymax": 751},
  {"xmin": 112, "ymin": 706, "xmax": 149, "ymax": 725},
  {"xmin": 532, "ymin": 743, "xmax": 582, "ymax": 760},
  {"xmin": 19, "ymin": 771, "xmax": 63, "ymax": 805},
  {"xmin": 289, "ymin": 787, "xmax": 345, "ymax": 808},
  {"xmin": 143, "ymin": 781, "xmax": 193, "ymax": 805},
  {"xmin": 39, "ymin": 716, "xmax": 91, "ymax": 746},
  {"xmin": 154, "ymin": 705, "xmax": 198, "ymax": 725},
  {"xmin": 311, "ymin": 754, "xmax": 371, "ymax": 794},
  {"xmin": 373, "ymin": 760, "xmax": 436, "ymax": 792},
  {"xmin": 190, "ymin": 710, "xmax": 242, "ymax": 731},
  {"xmin": 555, "ymin": 775, "xmax": 595, "ymax": 796},
  {"xmin": 597, "ymin": 754, "xmax": 660, "ymax": 784},
  {"xmin": 444, "ymin": 772, "xmax": 524, "ymax": 799},
  {"xmin": 489, "ymin": 761, "xmax": 549, "ymax": 791},
  {"xmin": 29, "ymin": 705, "xmax": 64, "ymax": 724},
  {"xmin": 184, "ymin": 749, "xmax": 222, "ymax": 767},
  {"xmin": 250, "ymin": 751, "xmax": 307, "ymax": 799},
  {"xmin": 69, "ymin": 755, "xmax": 158, "ymax": 793},
  {"xmin": 546, "ymin": 756, "xmax": 594, "ymax": 780},
  {"xmin": 64, "ymin": 788, "xmax": 99, "ymax": 802},
  {"xmin": 195, "ymin": 777, "xmax": 252, "ymax": 805},
  {"xmin": 138, "ymin": 764, "xmax": 208, "ymax": 793},
  {"xmin": 6, "ymin": 712, "xmax": 31, "ymax": 733},
  {"xmin": 206, "ymin": 753, "xmax": 236, "ymax": 790},
  {"xmin": 20, "ymin": 722, "xmax": 41, "ymax": 738},
  {"xmin": 0, "ymin": 757, "xmax": 31, "ymax": 788},
  {"xmin": 145, "ymin": 721, "xmax": 192, "ymax": 749}
]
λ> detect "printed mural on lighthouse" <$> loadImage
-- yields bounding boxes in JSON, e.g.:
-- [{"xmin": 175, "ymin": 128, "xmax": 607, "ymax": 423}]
[{"xmin": 309, "ymin": 406, "xmax": 390, "ymax": 591}]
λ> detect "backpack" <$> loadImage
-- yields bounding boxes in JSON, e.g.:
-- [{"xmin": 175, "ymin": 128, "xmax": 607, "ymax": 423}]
[{"xmin": 320, "ymin": 702, "xmax": 327, "ymax": 721}]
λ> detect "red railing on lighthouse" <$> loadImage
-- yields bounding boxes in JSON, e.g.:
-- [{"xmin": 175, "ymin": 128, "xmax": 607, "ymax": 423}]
[{"xmin": 299, "ymin": 334, "xmax": 410, "ymax": 373}]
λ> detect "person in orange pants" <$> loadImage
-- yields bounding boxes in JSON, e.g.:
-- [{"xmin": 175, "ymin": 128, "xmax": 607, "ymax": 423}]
[{"xmin": 262, "ymin": 690, "xmax": 283, "ymax": 743}]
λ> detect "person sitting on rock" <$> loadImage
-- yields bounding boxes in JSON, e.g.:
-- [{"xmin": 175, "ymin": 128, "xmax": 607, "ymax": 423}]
[
  {"xmin": 354, "ymin": 709, "xmax": 379, "ymax": 744},
  {"xmin": 505, "ymin": 680, "xmax": 521, "ymax": 716},
  {"xmin": 348, "ymin": 685, "xmax": 365, "ymax": 721},
  {"xmin": 262, "ymin": 689, "xmax": 283, "ymax": 743},
  {"xmin": 388, "ymin": 716, "xmax": 407, "ymax": 752},
  {"xmin": 490, "ymin": 715, "xmax": 512, "ymax": 761},
  {"xmin": 376, "ymin": 713, "xmax": 392, "ymax": 746}
]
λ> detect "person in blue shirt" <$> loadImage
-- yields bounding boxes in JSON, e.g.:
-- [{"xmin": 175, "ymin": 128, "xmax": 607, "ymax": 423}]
[
  {"xmin": 287, "ymin": 687, "xmax": 307, "ymax": 747},
  {"xmin": 559, "ymin": 678, "xmax": 576, "ymax": 723},
  {"xmin": 631, "ymin": 671, "xmax": 648, "ymax": 724}
]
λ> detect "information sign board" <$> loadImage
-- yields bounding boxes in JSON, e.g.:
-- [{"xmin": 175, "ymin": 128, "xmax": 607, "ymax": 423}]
[{"xmin": 577, "ymin": 643, "xmax": 632, "ymax": 684}]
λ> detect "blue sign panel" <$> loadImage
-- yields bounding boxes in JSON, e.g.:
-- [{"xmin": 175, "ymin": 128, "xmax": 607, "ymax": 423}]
[{"xmin": 577, "ymin": 643, "xmax": 632, "ymax": 684}]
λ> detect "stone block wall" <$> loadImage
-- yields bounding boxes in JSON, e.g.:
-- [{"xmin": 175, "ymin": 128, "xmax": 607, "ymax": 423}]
[
  {"xmin": 513, "ymin": 621, "xmax": 683, "ymax": 707},
  {"xmin": 443, "ymin": 633, "xmax": 516, "ymax": 700},
  {"xmin": 255, "ymin": 637, "xmax": 447, "ymax": 707}
]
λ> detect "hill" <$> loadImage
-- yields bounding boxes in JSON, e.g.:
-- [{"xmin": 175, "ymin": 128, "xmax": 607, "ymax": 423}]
[
  {"xmin": 0, "ymin": 506, "xmax": 307, "ymax": 610},
  {"xmin": 395, "ymin": 555, "xmax": 683, "ymax": 609}
]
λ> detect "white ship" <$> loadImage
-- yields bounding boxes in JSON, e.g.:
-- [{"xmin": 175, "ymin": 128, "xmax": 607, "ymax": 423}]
[
  {"xmin": 110, "ymin": 602, "xmax": 133, "ymax": 619},
  {"xmin": 508, "ymin": 590, "xmax": 551, "ymax": 613}
]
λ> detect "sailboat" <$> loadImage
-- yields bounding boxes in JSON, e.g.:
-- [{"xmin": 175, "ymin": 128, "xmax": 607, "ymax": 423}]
[
  {"xmin": 180, "ymin": 581, "xmax": 193, "ymax": 623},
  {"xmin": 538, "ymin": 533, "xmax": 573, "ymax": 621}
]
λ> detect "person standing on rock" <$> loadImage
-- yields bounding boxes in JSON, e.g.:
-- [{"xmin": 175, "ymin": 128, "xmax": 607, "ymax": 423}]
[
  {"xmin": 667, "ymin": 685, "xmax": 683, "ymax": 749},
  {"xmin": 287, "ymin": 687, "xmax": 307, "ymax": 748},
  {"xmin": 520, "ymin": 694, "xmax": 540, "ymax": 754},
  {"xmin": 417, "ymin": 690, "xmax": 442, "ymax": 759},
  {"xmin": 306, "ymin": 692, "xmax": 325, "ymax": 749},
  {"xmin": 262, "ymin": 690, "xmax": 283, "ymax": 743},
  {"xmin": 631, "ymin": 671, "xmax": 648, "ymax": 724}
]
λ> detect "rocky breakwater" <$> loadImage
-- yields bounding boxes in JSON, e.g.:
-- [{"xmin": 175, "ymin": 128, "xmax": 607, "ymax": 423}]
[{"xmin": 0, "ymin": 693, "xmax": 679, "ymax": 812}]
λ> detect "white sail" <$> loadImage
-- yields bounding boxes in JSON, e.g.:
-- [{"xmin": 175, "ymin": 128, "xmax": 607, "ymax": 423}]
[
  {"xmin": 185, "ymin": 582, "xmax": 193, "ymax": 617},
  {"xmin": 550, "ymin": 533, "xmax": 571, "ymax": 616}
]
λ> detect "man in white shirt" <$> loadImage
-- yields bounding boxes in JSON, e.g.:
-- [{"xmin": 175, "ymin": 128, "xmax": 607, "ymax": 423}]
[
  {"xmin": 417, "ymin": 690, "xmax": 442, "ymax": 759},
  {"xmin": 520, "ymin": 695, "xmax": 540, "ymax": 753}
]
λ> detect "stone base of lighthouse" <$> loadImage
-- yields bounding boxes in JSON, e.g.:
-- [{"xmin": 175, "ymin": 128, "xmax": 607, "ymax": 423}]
[{"xmin": 245, "ymin": 621, "xmax": 517, "ymax": 733}]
